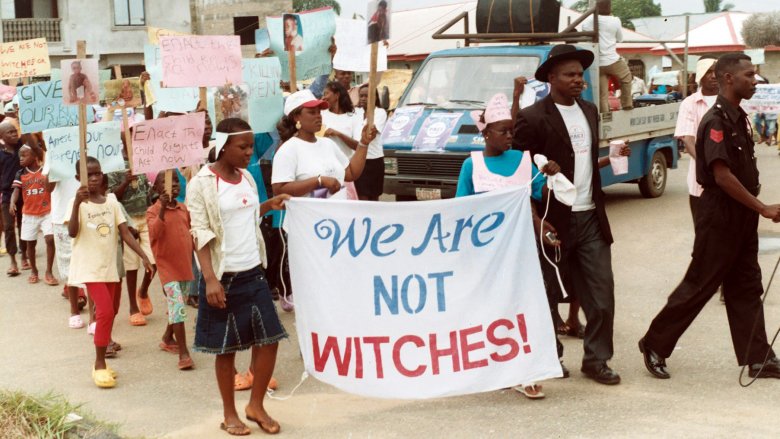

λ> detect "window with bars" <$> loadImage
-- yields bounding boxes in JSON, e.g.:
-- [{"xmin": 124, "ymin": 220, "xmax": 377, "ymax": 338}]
[{"xmin": 113, "ymin": 0, "xmax": 145, "ymax": 26}]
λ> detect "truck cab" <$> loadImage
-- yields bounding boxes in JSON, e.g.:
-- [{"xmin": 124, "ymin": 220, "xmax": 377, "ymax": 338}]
[{"xmin": 382, "ymin": 8, "xmax": 681, "ymax": 201}]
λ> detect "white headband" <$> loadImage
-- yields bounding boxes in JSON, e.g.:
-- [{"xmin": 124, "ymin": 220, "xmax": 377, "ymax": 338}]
[{"xmin": 214, "ymin": 130, "xmax": 253, "ymax": 156}]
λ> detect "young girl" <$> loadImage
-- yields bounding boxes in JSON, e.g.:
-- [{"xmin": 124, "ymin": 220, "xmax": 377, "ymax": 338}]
[
  {"xmin": 66, "ymin": 157, "xmax": 152, "ymax": 388},
  {"xmin": 271, "ymin": 89, "xmax": 376, "ymax": 311},
  {"xmin": 10, "ymin": 145, "xmax": 56, "ymax": 285},
  {"xmin": 455, "ymin": 93, "xmax": 560, "ymax": 400},
  {"xmin": 188, "ymin": 118, "xmax": 288, "ymax": 435}
]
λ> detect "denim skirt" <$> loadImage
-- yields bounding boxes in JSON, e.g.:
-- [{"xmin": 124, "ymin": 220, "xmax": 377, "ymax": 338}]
[{"xmin": 194, "ymin": 265, "xmax": 287, "ymax": 354}]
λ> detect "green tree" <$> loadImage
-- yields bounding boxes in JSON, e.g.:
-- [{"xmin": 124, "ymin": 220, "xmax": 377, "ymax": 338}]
[
  {"xmin": 569, "ymin": 0, "xmax": 662, "ymax": 29},
  {"xmin": 703, "ymin": 0, "xmax": 734, "ymax": 12},
  {"xmin": 293, "ymin": 0, "xmax": 341, "ymax": 15},
  {"xmin": 742, "ymin": 12, "xmax": 780, "ymax": 48}
]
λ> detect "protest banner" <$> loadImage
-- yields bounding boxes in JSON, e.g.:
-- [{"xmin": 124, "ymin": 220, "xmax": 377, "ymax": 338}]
[
  {"xmin": 130, "ymin": 112, "xmax": 206, "ymax": 176},
  {"xmin": 267, "ymin": 8, "xmax": 336, "ymax": 82},
  {"xmin": 50, "ymin": 68, "xmax": 111, "ymax": 100},
  {"xmin": 242, "ymin": 57, "xmax": 284, "ymax": 133},
  {"xmin": 413, "ymin": 113, "xmax": 463, "ymax": 152},
  {"xmin": 741, "ymin": 84, "xmax": 780, "ymax": 113},
  {"xmin": 159, "ymin": 35, "xmax": 243, "ymax": 87},
  {"xmin": 104, "ymin": 77, "xmax": 142, "ymax": 108},
  {"xmin": 17, "ymin": 80, "xmax": 96, "ymax": 134},
  {"xmin": 333, "ymin": 19, "xmax": 388, "ymax": 73},
  {"xmin": 367, "ymin": 0, "xmax": 392, "ymax": 44},
  {"xmin": 255, "ymin": 28, "xmax": 271, "ymax": 53},
  {"xmin": 148, "ymin": 26, "xmax": 189, "ymax": 45},
  {"xmin": 143, "ymin": 44, "xmax": 201, "ymax": 113},
  {"xmin": 60, "ymin": 59, "xmax": 99, "ymax": 105},
  {"xmin": 214, "ymin": 84, "xmax": 250, "ymax": 126},
  {"xmin": 43, "ymin": 122, "xmax": 126, "ymax": 182},
  {"xmin": 382, "ymin": 106, "xmax": 425, "ymax": 144},
  {"xmin": 0, "ymin": 38, "xmax": 51, "ymax": 80},
  {"xmin": 285, "ymin": 186, "xmax": 562, "ymax": 399}
]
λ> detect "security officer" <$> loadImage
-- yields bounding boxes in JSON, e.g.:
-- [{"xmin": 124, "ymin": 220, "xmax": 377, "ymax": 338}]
[{"xmin": 639, "ymin": 53, "xmax": 780, "ymax": 380}]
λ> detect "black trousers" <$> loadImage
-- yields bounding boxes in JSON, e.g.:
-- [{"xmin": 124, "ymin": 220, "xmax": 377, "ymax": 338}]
[
  {"xmin": 689, "ymin": 195, "xmax": 699, "ymax": 221},
  {"xmin": 1, "ymin": 202, "xmax": 27, "ymax": 257},
  {"xmin": 555, "ymin": 210, "xmax": 616, "ymax": 370},
  {"xmin": 644, "ymin": 191, "xmax": 775, "ymax": 365},
  {"xmin": 260, "ymin": 217, "xmax": 292, "ymax": 297}
]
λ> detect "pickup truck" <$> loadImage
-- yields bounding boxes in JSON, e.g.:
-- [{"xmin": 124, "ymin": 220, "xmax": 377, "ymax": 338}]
[{"xmin": 382, "ymin": 11, "xmax": 681, "ymax": 201}]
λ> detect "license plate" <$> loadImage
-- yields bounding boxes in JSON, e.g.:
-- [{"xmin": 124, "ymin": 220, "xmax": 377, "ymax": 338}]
[{"xmin": 416, "ymin": 188, "xmax": 441, "ymax": 200}]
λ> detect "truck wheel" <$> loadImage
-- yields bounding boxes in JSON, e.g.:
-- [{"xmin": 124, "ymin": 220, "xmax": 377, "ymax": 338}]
[{"xmin": 639, "ymin": 151, "xmax": 667, "ymax": 198}]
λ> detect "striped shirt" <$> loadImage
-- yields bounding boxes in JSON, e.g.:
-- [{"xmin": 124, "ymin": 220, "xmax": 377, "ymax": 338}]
[{"xmin": 675, "ymin": 91, "xmax": 717, "ymax": 197}]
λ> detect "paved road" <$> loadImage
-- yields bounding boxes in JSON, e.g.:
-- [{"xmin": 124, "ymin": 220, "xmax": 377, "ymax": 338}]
[{"xmin": 2, "ymin": 148, "xmax": 780, "ymax": 438}]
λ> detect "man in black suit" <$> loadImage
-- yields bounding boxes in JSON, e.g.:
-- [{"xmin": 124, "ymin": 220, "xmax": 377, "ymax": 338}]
[{"xmin": 514, "ymin": 45, "xmax": 629, "ymax": 385}]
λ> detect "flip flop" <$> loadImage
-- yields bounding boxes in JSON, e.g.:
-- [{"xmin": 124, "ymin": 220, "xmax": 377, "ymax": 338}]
[
  {"xmin": 129, "ymin": 312, "xmax": 147, "ymax": 326},
  {"xmin": 68, "ymin": 315, "xmax": 85, "ymax": 329},
  {"xmin": 245, "ymin": 413, "xmax": 281, "ymax": 435},
  {"xmin": 28, "ymin": 274, "xmax": 39, "ymax": 284},
  {"xmin": 6, "ymin": 267, "xmax": 19, "ymax": 277},
  {"xmin": 20, "ymin": 261, "xmax": 31, "ymax": 271},
  {"xmin": 137, "ymin": 290, "xmax": 153, "ymax": 315},
  {"xmin": 178, "ymin": 357, "xmax": 194, "ymax": 370},
  {"xmin": 44, "ymin": 275, "xmax": 59, "ymax": 286},
  {"xmin": 234, "ymin": 372, "xmax": 252, "ymax": 391},
  {"xmin": 220, "ymin": 422, "xmax": 250, "ymax": 436},
  {"xmin": 513, "ymin": 384, "xmax": 545, "ymax": 400},
  {"xmin": 159, "ymin": 342, "xmax": 180, "ymax": 354},
  {"xmin": 92, "ymin": 367, "xmax": 116, "ymax": 388}
]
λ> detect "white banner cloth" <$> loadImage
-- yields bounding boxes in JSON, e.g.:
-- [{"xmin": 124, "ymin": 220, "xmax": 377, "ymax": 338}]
[{"xmin": 285, "ymin": 187, "xmax": 562, "ymax": 399}]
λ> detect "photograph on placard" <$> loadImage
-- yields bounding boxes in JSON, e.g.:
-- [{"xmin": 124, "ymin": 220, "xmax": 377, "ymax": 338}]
[
  {"xmin": 103, "ymin": 77, "xmax": 142, "ymax": 108},
  {"xmin": 367, "ymin": 0, "xmax": 391, "ymax": 44},
  {"xmin": 283, "ymin": 14, "xmax": 304, "ymax": 52},
  {"xmin": 214, "ymin": 85, "xmax": 249, "ymax": 126},
  {"xmin": 61, "ymin": 59, "xmax": 99, "ymax": 105}
]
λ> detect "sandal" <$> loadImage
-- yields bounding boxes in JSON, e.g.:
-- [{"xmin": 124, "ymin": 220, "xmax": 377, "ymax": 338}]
[
  {"xmin": 87, "ymin": 322, "xmax": 96, "ymax": 335},
  {"xmin": 220, "ymin": 422, "xmax": 251, "ymax": 436},
  {"xmin": 44, "ymin": 275, "xmax": 59, "ymax": 286},
  {"xmin": 77, "ymin": 296, "xmax": 87, "ymax": 311},
  {"xmin": 92, "ymin": 367, "xmax": 116, "ymax": 388},
  {"xmin": 110, "ymin": 341, "xmax": 122, "ymax": 351},
  {"xmin": 234, "ymin": 372, "xmax": 252, "ymax": 391},
  {"xmin": 246, "ymin": 411, "xmax": 281, "ymax": 435},
  {"xmin": 20, "ymin": 260, "xmax": 31, "ymax": 271},
  {"xmin": 268, "ymin": 376, "xmax": 278, "ymax": 391},
  {"xmin": 186, "ymin": 296, "xmax": 199, "ymax": 308},
  {"xmin": 565, "ymin": 323, "xmax": 585, "ymax": 339},
  {"xmin": 137, "ymin": 290, "xmax": 153, "ymax": 316},
  {"xmin": 178, "ymin": 357, "xmax": 194, "ymax": 370},
  {"xmin": 513, "ymin": 384, "xmax": 545, "ymax": 400},
  {"xmin": 6, "ymin": 267, "xmax": 19, "ymax": 277},
  {"xmin": 106, "ymin": 344, "xmax": 118, "ymax": 358},
  {"xmin": 68, "ymin": 315, "xmax": 85, "ymax": 329},
  {"xmin": 159, "ymin": 342, "xmax": 180, "ymax": 354},
  {"xmin": 28, "ymin": 274, "xmax": 39, "ymax": 284},
  {"xmin": 129, "ymin": 312, "xmax": 147, "ymax": 326},
  {"xmin": 556, "ymin": 322, "xmax": 570, "ymax": 336}
]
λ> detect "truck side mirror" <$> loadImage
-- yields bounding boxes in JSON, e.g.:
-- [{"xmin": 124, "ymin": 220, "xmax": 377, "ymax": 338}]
[{"xmin": 380, "ymin": 86, "xmax": 390, "ymax": 111}]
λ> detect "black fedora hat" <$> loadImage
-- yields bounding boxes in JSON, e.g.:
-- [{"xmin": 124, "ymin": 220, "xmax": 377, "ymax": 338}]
[{"xmin": 534, "ymin": 44, "xmax": 595, "ymax": 82}]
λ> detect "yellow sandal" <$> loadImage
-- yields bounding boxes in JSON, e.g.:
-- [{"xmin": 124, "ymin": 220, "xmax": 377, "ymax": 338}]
[{"xmin": 92, "ymin": 367, "xmax": 116, "ymax": 388}]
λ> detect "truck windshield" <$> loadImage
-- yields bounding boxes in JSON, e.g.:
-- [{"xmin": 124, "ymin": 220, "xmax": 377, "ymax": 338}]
[{"xmin": 400, "ymin": 56, "xmax": 540, "ymax": 108}]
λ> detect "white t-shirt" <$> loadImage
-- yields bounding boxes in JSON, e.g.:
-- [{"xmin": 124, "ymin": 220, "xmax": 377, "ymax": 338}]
[
  {"xmin": 271, "ymin": 136, "xmax": 350, "ymax": 197},
  {"xmin": 216, "ymin": 171, "xmax": 262, "ymax": 272},
  {"xmin": 361, "ymin": 108, "xmax": 388, "ymax": 159},
  {"xmin": 51, "ymin": 177, "xmax": 81, "ymax": 225},
  {"xmin": 556, "ymin": 102, "xmax": 595, "ymax": 212},
  {"xmin": 582, "ymin": 15, "xmax": 623, "ymax": 66},
  {"xmin": 702, "ymin": 94, "xmax": 717, "ymax": 107},
  {"xmin": 322, "ymin": 110, "xmax": 362, "ymax": 158}
]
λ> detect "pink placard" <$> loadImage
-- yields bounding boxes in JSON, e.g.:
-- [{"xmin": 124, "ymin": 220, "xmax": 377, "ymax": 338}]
[
  {"xmin": 130, "ymin": 112, "xmax": 206, "ymax": 176},
  {"xmin": 159, "ymin": 35, "xmax": 243, "ymax": 87}
]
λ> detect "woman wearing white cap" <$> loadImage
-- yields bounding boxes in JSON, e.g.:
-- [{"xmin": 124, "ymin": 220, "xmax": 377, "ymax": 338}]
[{"xmin": 271, "ymin": 90, "xmax": 377, "ymax": 311}]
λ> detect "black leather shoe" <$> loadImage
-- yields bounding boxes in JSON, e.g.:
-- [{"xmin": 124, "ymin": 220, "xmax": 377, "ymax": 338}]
[
  {"xmin": 581, "ymin": 364, "xmax": 621, "ymax": 385},
  {"xmin": 638, "ymin": 338, "xmax": 670, "ymax": 379},
  {"xmin": 748, "ymin": 356, "xmax": 780, "ymax": 378},
  {"xmin": 559, "ymin": 361, "xmax": 570, "ymax": 379}
]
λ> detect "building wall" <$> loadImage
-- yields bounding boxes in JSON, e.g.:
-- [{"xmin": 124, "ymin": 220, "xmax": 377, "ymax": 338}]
[
  {"xmin": 761, "ymin": 52, "xmax": 779, "ymax": 83},
  {"xmin": 49, "ymin": 0, "xmax": 191, "ymax": 68},
  {"xmin": 192, "ymin": 0, "xmax": 291, "ymax": 35}
]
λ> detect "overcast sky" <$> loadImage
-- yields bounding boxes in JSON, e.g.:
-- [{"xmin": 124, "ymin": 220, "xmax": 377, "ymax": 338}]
[{"xmin": 339, "ymin": 0, "xmax": 777, "ymax": 17}]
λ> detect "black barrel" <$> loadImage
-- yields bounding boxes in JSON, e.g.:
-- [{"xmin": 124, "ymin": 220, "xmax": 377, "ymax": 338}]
[{"xmin": 476, "ymin": 0, "xmax": 561, "ymax": 34}]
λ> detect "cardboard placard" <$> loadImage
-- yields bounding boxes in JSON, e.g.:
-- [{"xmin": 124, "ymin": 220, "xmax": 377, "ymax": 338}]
[
  {"xmin": 367, "ymin": 0, "xmax": 392, "ymax": 44},
  {"xmin": 143, "ymin": 44, "xmax": 200, "ymax": 113},
  {"xmin": 242, "ymin": 58, "xmax": 284, "ymax": 133},
  {"xmin": 159, "ymin": 35, "xmax": 243, "ymax": 87},
  {"xmin": 148, "ymin": 26, "xmax": 189, "ymax": 45},
  {"xmin": 130, "ymin": 112, "xmax": 206, "ymax": 175},
  {"xmin": 61, "ymin": 59, "xmax": 99, "ymax": 105},
  {"xmin": 267, "ymin": 8, "xmax": 336, "ymax": 81},
  {"xmin": 43, "ymin": 122, "xmax": 126, "ymax": 182},
  {"xmin": 104, "ymin": 77, "xmax": 142, "ymax": 108},
  {"xmin": 333, "ymin": 18, "xmax": 388, "ymax": 73},
  {"xmin": 17, "ymin": 80, "xmax": 96, "ymax": 134},
  {"xmin": 0, "ymin": 38, "xmax": 51, "ymax": 80}
]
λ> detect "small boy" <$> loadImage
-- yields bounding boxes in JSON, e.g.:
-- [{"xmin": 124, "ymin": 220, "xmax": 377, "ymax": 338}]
[
  {"xmin": 146, "ymin": 171, "xmax": 194, "ymax": 370},
  {"xmin": 10, "ymin": 145, "xmax": 56, "ymax": 285},
  {"xmin": 66, "ymin": 157, "xmax": 152, "ymax": 388}
]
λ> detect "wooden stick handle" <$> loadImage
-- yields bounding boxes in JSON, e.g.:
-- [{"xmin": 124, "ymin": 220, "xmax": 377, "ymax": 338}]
[
  {"xmin": 122, "ymin": 108, "xmax": 133, "ymax": 173},
  {"xmin": 199, "ymin": 87, "xmax": 207, "ymax": 110},
  {"xmin": 366, "ymin": 43, "xmax": 379, "ymax": 132},
  {"xmin": 77, "ymin": 40, "xmax": 88, "ymax": 187},
  {"xmin": 288, "ymin": 49, "xmax": 297, "ymax": 93},
  {"xmin": 164, "ymin": 169, "xmax": 173, "ymax": 198}
]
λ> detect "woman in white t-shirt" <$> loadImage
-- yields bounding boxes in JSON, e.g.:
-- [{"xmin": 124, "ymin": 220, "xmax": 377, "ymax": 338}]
[
  {"xmin": 271, "ymin": 90, "xmax": 376, "ymax": 311},
  {"xmin": 188, "ymin": 118, "xmax": 289, "ymax": 436},
  {"xmin": 321, "ymin": 81, "xmax": 362, "ymax": 158},
  {"xmin": 355, "ymin": 83, "xmax": 387, "ymax": 200}
]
